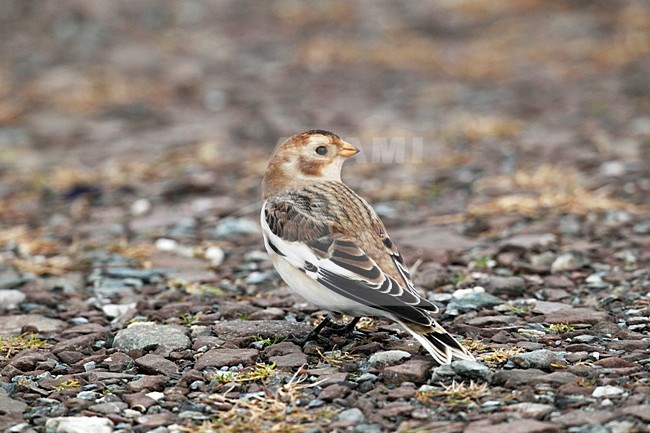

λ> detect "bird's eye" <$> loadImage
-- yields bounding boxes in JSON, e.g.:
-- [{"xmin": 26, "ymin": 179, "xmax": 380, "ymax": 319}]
[{"xmin": 315, "ymin": 146, "xmax": 328, "ymax": 155}]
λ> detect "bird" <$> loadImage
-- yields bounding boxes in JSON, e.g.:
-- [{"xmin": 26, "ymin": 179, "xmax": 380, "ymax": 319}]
[{"xmin": 260, "ymin": 130, "xmax": 474, "ymax": 365}]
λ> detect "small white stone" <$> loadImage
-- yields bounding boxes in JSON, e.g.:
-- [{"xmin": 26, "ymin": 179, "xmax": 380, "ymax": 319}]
[
  {"xmin": 592, "ymin": 385, "xmax": 624, "ymax": 398},
  {"xmin": 368, "ymin": 350, "xmax": 411, "ymax": 365},
  {"xmin": 155, "ymin": 238, "xmax": 178, "ymax": 252},
  {"xmin": 130, "ymin": 198, "xmax": 151, "ymax": 216},
  {"xmin": 452, "ymin": 286, "xmax": 485, "ymax": 299},
  {"xmin": 204, "ymin": 246, "xmax": 225, "ymax": 266},
  {"xmin": 0, "ymin": 290, "xmax": 26, "ymax": 310},
  {"xmin": 45, "ymin": 416, "xmax": 114, "ymax": 433},
  {"xmin": 551, "ymin": 252, "xmax": 581, "ymax": 273},
  {"xmin": 146, "ymin": 391, "xmax": 165, "ymax": 401},
  {"xmin": 101, "ymin": 303, "xmax": 135, "ymax": 319}
]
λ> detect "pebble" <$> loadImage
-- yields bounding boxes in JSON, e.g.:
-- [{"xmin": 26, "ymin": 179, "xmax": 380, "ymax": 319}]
[
  {"xmin": 355, "ymin": 373, "xmax": 379, "ymax": 382},
  {"xmin": 214, "ymin": 217, "xmax": 260, "ymax": 238},
  {"xmin": 145, "ymin": 391, "xmax": 165, "ymax": 401},
  {"xmin": 551, "ymin": 251, "xmax": 583, "ymax": 273},
  {"xmin": 0, "ymin": 290, "xmax": 26, "ymax": 310},
  {"xmin": 0, "ymin": 388, "xmax": 28, "ymax": 427},
  {"xmin": 244, "ymin": 250, "xmax": 270, "ymax": 262},
  {"xmin": 212, "ymin": 320, "xmax": 311, "ymax": 341},
  {"xmin": 482, "ymin": 276, "xmax": 525, "ymax": 296},
  {"xmin": 499, "ymin": 233, "xmax": 557, "ymax": 250},
  {"xmin": 102, "ymin": 303, "xmax": 136, "ymax": 319},
  {"xmin": 382, "ymin": 359, "xmax": 434, "ymax": 385},
  {"xmin": 155, "ymin": 238, "xmax": 178, "ymax": 252},
  {"xmin": 0, "ymin": 314, "xmax": 67, "ymax": 337},
  {"xmin": 510, "ymin": 350, "xmax": 564, "ymax": 370},
  {"xmin": 337, "ymin": 408, "xmax": 366, "ymax": 423},
  {"xmin": 368, "ymin": 350, "xmax": 411, "ymax": 365},
  {"xmin": 113, "ymin": 323, "xmax": 191, "ymax": 352},
  {"xmin": 451, "ymin": 360, "xmax": 493, "ymax": 382},
  {"xmin": 204, "ymin": 246, "xmax": 225, "ymax": 266},
  {"xmin": 245, "ymin": 271, "xmax": 275, "ymax": 284},
  {"xmin": 135, "ymin": 354, "xmax": 179, "ymax": 376},
  {"xmin": 530, "ymin": 251, "xmax": 556, "ymax": 270},
  {"xmin": 45, "ymin": 417, "xmax": 114, "ymax": 433},
  {"xmin": 130, "ymin": 198, "xmax": 151, "ymax": 216},
  {"xmin": 445, "ymin": 291, "xmax": 504, "ymax": 316},
  {"xmin": 507, "ymin": 402, "xmax": 554, "ymax": 418},
  {"xmin": 195, "ymin": 348, "xmax": 259, "ymax": 369},
  {"xmin": 592, "ymin": 386, "xmax": 624, "ymax": 398}
]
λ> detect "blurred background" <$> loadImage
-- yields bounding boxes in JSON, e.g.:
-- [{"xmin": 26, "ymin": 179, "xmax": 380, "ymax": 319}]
[{"xmin": 0, "ymin": 0, "xmax": 648, "ymax": 260}]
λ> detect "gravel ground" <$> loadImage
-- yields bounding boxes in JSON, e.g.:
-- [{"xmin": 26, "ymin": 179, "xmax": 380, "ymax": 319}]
[{"xmin": 1, "ymin": 1, "xmax": 649, "ymax": 432}]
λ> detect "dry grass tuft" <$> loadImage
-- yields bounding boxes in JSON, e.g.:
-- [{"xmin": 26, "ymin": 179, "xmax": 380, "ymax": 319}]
[
  {"xmin": 0, "ymin": 333, "xmax": 50, "ymax": 359},
  {"xmin": 316, "ymin": 348, "xmax": 360, "ymax": 366},
  {"xmin": 417, "ymin": 380, "xmax": 489, "ymax": 406},
  {"xmin": 480, "ymin": 346, "xmax": 525, "ymax": 367},
  {"xmin": 12, "ymin": 256, "xmax": 73, "ymax": 276},
  {"xmin": 208, "ymin": 363, "xmax": 277, "ymax": 384},
  {"xmin": 185, "ymin": 370, "xmax": 338, "ymax": 433},
  {"xmin": 469, "ymin": 165, "xmax": 643, "ymax": 216},
  {"xmin": 460, "ymin": 339, "xmax": 491, "ymax": 353}
]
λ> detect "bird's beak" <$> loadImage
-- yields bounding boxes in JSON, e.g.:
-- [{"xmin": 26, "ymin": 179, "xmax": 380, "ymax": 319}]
[{"xmin": 338, "ymin": 142, "xmax": 360, "ymax": 158}]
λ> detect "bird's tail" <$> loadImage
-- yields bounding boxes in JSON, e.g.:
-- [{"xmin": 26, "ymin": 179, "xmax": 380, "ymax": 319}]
[{"xmin": 398, "ymin": 320, "xmax": 475, "ymax": 365}]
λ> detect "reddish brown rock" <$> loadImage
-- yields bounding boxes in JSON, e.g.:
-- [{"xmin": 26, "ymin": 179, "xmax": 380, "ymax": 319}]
[
  {"xmin": 195, "ymin": 348, "xmax": 259, "ymax": 369},
  {"xmin": 135, "ymin": 354, "xmax": 179, "ymax": 376},
  {"xmin": 381, "ymin": 359, "xmax": 434, "ymax": 385}
]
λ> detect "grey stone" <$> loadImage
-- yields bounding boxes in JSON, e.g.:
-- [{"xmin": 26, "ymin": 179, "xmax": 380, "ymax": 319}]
[
  {"xmin": 499, "ymin": 233, "xmax": 557, "ymax": 251},
  {"xmin": 429, "ymin": 363, "xmax": 456, "ymax": 382},
  {"xmin": 44, "ymin": 417, "xmax": 114, "ymax": 433},
  {"xmin": 87, "ymin": 401, "xmax": 128, "ymax": 415},
  {"xmin": 451, "ymin": 360, "xmax": 493, "ymax": 382},
  {"xmin": 213, "ymin": 320, "xmax": 311, "ymax": 341},
  {"xmin": 482, "ymin": 276, "xmax": 525, "ymax": 296},
  {"xmin": 355, "ymin": 373, "xmax": 379, "ymax": 382},
  {"xmin": 530, "ymin": 252, "xmax": 556, "ymax": 270},
  {"xmin": 113, "ymin": 323, "xmax": 190, "ymax": 352},
  {"xmin": 0, "ymin": 290, "xmax": 26, "ymax": 310},
  {"xmin": 337, "ymin": 408, "xmax": 366, "ymax": 424},
  {"xmin": 493, "ymin": 369, "xmax": 546, "ymax": 386},
  {"xmin": 510, "ymin": 349, "xmax": 564, "ymax": 370},
  {"xmin": 368, "ymin": 350, "xmax": 411, "ymax": 365},
  {"xmin": 551, "ymin": 251, "xmax": 583, "ymax": 273},
  {"xmin": 0, "ymin": 314, "xmax": 67, "ymax": 337},
  {"xmin": 445, "ymin": 292, "xmax": 504, "ymax": 316},
  {"xmin": 214, "ymin": 217, "xmax": 260, "ymax": 239},
  {"xmin": 632, "ymin": 219, "xmax": 650, "ymax": 235},
  {"xmin": 0, "ymin": 268, "xmax": 31, "ymax": 291},
  {"xmin": 507, "ymin": 402, "xmax": 554, "ymax": 418},
  {"xmin": 103, "ymin": 268, "xmax": 166, "ymax": 281}
]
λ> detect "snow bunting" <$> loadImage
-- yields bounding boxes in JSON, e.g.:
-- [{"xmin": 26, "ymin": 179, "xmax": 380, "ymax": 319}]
[{"xmin": 261, "ymin": 130, "xmax": 474, "ymax": 364}]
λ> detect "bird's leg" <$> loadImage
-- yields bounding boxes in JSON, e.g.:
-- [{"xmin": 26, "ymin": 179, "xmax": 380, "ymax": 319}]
[
  {"xmin": 289, "ymin": 315, "xmax": 334, "ymax": 345},
  {"xmin": 337, "ymin": 316, "xmax": 361, "ymax": 334},
  {"xmin": 322, "ymin": 316, "xmax": 361, "ymax": 335}
]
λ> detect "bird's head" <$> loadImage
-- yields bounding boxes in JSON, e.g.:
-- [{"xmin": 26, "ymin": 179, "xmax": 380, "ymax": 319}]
[{"xmin": 262, "ymin": 130, "xmax": 359, "ymax": 198}]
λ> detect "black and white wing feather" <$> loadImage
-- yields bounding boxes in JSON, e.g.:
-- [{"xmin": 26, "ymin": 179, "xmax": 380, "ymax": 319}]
[{"xmin": 261, "ymin": 189, "xmax": 438, "ymax": 328}]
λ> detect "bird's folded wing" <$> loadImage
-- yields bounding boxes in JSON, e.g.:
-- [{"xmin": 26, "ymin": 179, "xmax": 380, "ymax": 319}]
[{"xmin": 262, "ymin": 198, "xmax": 438, "ymax": 327}]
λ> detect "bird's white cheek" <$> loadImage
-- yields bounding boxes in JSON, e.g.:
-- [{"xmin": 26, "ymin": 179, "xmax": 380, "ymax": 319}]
[{"xmin": 318, "ymin": 159, "xmax": 343, "ymax": 181}]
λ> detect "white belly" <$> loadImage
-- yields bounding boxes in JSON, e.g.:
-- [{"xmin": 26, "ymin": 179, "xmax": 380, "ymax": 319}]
[{"xmin": 269, "ymin": 252, "xmax": 383, "ymax": 318}]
